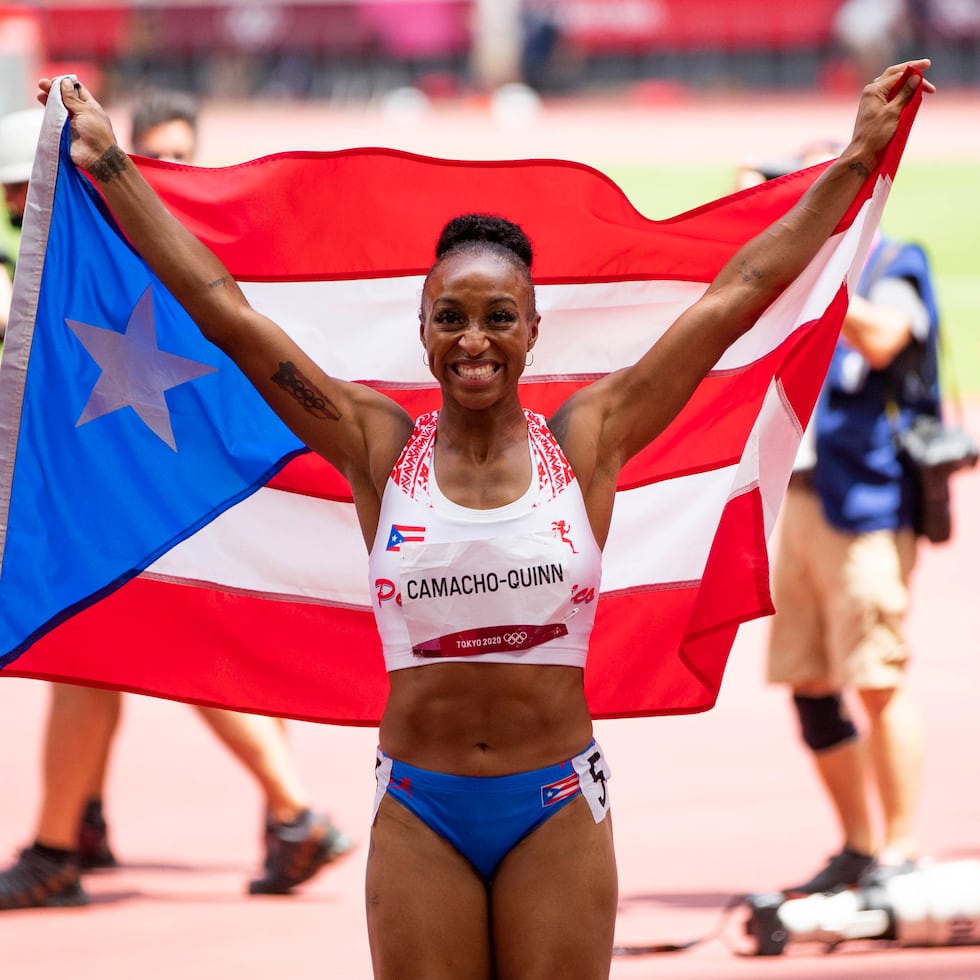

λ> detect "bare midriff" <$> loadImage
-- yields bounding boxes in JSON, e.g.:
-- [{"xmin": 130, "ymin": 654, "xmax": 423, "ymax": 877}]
[{"xmin": 380, "ymin": 662, "xmax": 593, "ymax": 776}]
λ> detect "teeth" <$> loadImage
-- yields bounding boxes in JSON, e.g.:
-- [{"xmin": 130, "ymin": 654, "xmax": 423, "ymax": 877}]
[{"xmin": 456, "ymin": 363, "xmax": 496, "ymax": 380}]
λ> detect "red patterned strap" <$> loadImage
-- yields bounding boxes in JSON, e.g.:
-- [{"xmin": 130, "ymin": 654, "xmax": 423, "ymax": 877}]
[{"xmin": 389, "ymin": 409, "xmax": 575, "ymax": 505}]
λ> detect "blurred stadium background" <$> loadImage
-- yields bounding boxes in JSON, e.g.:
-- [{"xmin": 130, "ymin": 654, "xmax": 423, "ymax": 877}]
[{"xmin": 2, "ymin": 0, "xmax": 980, "ymax": 111}]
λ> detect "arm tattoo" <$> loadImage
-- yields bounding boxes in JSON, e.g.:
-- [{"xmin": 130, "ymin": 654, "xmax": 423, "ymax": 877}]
[
  {"xmin": 207, "ymin": 277, "xmax": 230, "ymax": 289},
  {"xmin": 271, "ymin": 361, "xmax": 342, "ymax": 420},
  {"xmin": 847, "ymin": 160, "xmax": 871, "ymax": 179},
  {"xmin": 90, "ymin": 145, "xmax": 128, "ymax": 183},
  {"xmin": 738, "ymin": 260, "xmax": 764, "ymax": 284}
]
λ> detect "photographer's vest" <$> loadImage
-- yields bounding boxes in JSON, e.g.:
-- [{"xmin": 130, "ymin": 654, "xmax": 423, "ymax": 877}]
[{"xmin": 814, "ymin": 238, "xmax": 941, "ymax": 533}]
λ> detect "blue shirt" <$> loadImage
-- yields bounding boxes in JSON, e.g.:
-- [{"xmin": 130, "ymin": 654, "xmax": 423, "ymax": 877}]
[{"xmin": 813, "ymin": 239, "xmax": 941, "ymax": 532}]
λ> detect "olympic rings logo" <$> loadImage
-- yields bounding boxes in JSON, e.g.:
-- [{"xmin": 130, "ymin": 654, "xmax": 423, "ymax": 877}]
[{"xmin": 502, "ymin": 631, "xmax": 528, "ymax": 646}]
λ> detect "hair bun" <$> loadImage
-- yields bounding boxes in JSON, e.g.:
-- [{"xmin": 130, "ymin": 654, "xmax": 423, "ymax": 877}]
[{"xmin": 435, "ymin": 213, "xmax": 533, "ymax": 268}]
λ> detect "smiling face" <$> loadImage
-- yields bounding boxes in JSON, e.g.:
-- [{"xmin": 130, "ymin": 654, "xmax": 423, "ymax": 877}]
[{"xmin": 420, "ymin": 249, "xmax": 539, "ymax": 410}]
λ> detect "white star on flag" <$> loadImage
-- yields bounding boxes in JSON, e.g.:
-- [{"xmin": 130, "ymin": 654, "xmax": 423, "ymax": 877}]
[{"xmin": 67, "ymin": 286, "xmax": 217, "ymax": 451}]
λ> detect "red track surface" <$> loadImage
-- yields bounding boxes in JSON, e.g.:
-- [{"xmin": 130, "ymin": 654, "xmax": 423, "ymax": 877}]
[{"xmin": 3, "ymin": 91, "xmax": 980, "ymax": 978}]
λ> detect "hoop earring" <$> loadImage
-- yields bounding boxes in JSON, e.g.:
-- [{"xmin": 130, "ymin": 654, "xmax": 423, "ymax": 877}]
[
  {"xmin": 525, "ymin": 350, "xmax": 534, "ymax": 367},
  {"xmin": 422, "ymin": 349, "xmax": 430, "ymax": 368}
]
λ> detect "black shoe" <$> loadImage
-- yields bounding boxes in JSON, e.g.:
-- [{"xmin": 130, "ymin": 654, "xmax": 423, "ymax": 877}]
[
  {"xmin": 76, "ymin": 798, "xmax": 118, "ymax": 870},
  {"xmin": 0, "ymin": 847, "xmax": 89, "ymax": 910},
  {"xmin": 248, "ymin": 809, "xmax": 354, "ymax": 895},
  {"xmin": 783, "ymin": 848, "xmax": 877, "ymax": 896}
]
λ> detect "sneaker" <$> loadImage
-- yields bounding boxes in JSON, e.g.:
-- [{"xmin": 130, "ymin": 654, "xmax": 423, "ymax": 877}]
[
  {"xmin": 0, "ymin": 847, "xmax": 89, "ymax": 910},
  {"xmin": 783, "ymin": 848, "xmax": 877, "ymax": 896},
  {"xmin": 248, "ymin": 809, "xmax": 354, "ymax": 895},
  {"xmin": 76, "ymin": 798, "xmax": 118, "ymax": 871}
]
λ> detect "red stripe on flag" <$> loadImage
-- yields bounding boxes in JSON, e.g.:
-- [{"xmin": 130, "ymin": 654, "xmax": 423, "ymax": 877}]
[
  {"xmin": 5, "ymin": 567, "xmax": 759, "ymax": 724},
  {"xmin": 136, "ymin": 70, "xmax": 922, "ymax": 292},
  {"xmin": 6, "ymin": 578, "xmax": 389, "ymax": 725},
  {"xmin": 140, "ymin": 147, "xmax": 867, "ymax": 286}
]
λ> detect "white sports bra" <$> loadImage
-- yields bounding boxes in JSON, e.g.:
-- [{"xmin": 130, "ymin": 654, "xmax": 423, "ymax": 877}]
[{"xmin": 368, "ymin": 410, "xmax": 602, "ymax": 672}]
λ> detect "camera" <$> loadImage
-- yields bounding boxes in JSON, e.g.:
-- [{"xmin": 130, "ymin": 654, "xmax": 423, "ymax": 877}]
[{"xmin": 744, "ymin": 860, "xmax": 980, "ymax": 955}]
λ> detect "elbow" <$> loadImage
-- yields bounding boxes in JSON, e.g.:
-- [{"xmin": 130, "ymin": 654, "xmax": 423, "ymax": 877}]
[
  {"xmin": 724, "ymin": 287, "xmax": 780, "ymax": 342},
  {"xmin": 189, "ymin": 281, "xmax": 251, "ymax": 347},
  {"xmin": 196, "ymin": 310, "xmax": 251, "ymax": 353},
  {"xmin": 714, "ymin": 265, "xmax": 792, "ymax": 336},
  {"xmin": 862, "ymin": 348, "xmax": 896, "ymax": 371}
]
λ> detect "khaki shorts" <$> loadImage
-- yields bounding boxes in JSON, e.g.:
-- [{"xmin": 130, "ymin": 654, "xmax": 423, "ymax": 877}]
[{"xmin": 767, "ymin": 480, "xmax": 918, "ymax": 690}]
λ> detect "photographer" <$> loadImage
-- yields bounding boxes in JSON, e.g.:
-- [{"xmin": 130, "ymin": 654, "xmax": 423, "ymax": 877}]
[{"xmin": 743, "ymin": 143, "xmax": 940, "ymax": 896}]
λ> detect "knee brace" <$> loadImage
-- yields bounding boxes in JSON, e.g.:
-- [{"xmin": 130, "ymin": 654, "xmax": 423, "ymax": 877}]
[{"xmin": 793, "ymin": 693, "xmax": 858, "ymax": 753}]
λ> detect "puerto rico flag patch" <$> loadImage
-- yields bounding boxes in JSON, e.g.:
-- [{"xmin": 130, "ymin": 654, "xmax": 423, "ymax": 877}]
[
  {"xmin": 386, "ymin": 524, "xmax": 426, "ymax": 552},
  {"xmin": 541, "ymin": 771, "xmax": 579, "ymax": 808}
]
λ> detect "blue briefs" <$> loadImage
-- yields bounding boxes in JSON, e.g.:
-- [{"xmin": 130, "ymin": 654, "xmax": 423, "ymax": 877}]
[{"xmin": 372, "ymin": 741, "xmax": 611, "ymax": 879}]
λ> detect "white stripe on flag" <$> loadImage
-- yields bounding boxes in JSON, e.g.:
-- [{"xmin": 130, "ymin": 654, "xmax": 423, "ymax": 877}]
[
  {"xmin": 750, "ymin": 379, "xmax": 808, "ymax": 538},
  {"xmin": 145, "ymin": 464, "xmax": 737, "ymax": 604},
  {"xmin": 239, "ymin": 276, "xmax": 707, "ymax": 383},
  {"xmin": 143, "ymin": 486, "xmax": 370, "ymax": 607}
]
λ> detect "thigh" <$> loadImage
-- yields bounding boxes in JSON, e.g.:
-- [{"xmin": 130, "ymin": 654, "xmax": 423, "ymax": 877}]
[
  {"xmin": 366, "ymin": 795, "xmax": 493, "ymax": 980},
  {"xmin": 828, "ymin": 529, "xmax": 916, "ymax": 689},
  {"xmin": 767, "ymin": 488, "xmax": 828, "ymax": 685},
  {"xmin": 490, "ymin": 796, "xmax": 618, "ymax": 980}
]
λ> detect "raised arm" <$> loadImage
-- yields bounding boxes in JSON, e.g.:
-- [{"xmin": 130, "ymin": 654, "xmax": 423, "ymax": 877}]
[
  {"xmin": 37, "ymin": 77, "xmax": 412, "ymax": 521},
  {"xmin": 553, "ymin": 61, "xmax": 933, "ymax": 515}
]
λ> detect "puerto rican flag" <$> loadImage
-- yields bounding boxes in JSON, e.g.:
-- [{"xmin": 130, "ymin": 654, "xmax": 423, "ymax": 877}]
[
  {"xmin": 0, "ymin": 75, "xmax": 924, "ymax": 724},
  {"xmin": 386, "ymin": 524, "xmax": 427, "ymax": 552},
  {"xmin": 541, "ymin": 772, "xmax": 581, "ymax": 808}
]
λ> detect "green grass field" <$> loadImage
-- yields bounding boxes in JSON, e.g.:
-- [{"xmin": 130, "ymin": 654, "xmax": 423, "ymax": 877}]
[{"xmin": 605, "ymin": 162, "xmax": 980, "ymax": 396}]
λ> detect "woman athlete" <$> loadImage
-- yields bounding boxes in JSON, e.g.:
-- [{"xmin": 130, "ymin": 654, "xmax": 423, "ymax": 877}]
[{"xmin": 39, "ymin": 60, "xmax": 932, "ymax": 979}]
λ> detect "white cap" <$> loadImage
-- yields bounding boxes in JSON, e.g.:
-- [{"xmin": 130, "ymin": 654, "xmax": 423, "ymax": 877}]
[{"xmin": 0, "ymin": 107, "xmax": 44, "ymax": 185}]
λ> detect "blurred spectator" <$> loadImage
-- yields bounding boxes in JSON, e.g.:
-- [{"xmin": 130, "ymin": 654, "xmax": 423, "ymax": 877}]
[
  {"xmin": 130, "ymin": 87, "xmax": 200, "ymax": 162},
  {"xmin": 520, "ymin": 0, "xmax": 570, "ymax": 93},
  {"xmin": 834, "ymin": 0, "xmax": 910, "ymax": 79},
  {"xmin": 0, "ymin": 107, "xmax": 43, "ymax": 342}
]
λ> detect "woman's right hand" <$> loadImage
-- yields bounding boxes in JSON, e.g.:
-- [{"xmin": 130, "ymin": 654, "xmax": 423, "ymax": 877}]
[{"xmin": 37, "ymin": 77, "xmax": 121, "ymax": 175}]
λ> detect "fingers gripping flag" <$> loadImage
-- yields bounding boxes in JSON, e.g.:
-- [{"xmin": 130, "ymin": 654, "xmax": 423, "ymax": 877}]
[{"xmin": 0, "ymin": 79, "xmax": 923, "ymax": 724}]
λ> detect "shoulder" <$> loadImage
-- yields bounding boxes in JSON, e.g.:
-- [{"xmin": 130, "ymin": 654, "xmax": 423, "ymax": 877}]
[{"xmin": 340, "ymin": 385, "xmax": 416, "ymax": 491}]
